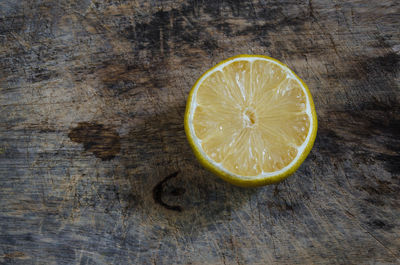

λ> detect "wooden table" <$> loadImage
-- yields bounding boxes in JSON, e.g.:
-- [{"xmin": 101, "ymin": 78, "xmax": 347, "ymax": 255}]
[{"xmin": 1, "ymin": 0, "xmax": 399, "ymax": 264}]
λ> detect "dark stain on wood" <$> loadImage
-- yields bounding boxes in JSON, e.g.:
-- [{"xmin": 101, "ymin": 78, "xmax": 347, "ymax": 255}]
[
  {"xmin": 152, "ymin": 171, "xmax": 183, "ymax": 212},
  {"xmin": 317, "ymin": 98, "xmax": 400, "ymax": 176},
  {"xmin": 369, "ymin": 52, "xmax": 400, "ymax": 74},
  {"xmin": 121, "ymin": 5, "xmax": 215, "ymax": 57},
  {"xmin": 68, "ymin": 122, "xmax": 121, "ymax": 161},
  {"xmin": 348, "ymin": 52, "xmax": 400, "ymax": 93},
  {"xmin": 170, "ymin": 187, "xmax": 186, "ymax": 196},
  {"xmin": 368, "ymin": 219, "xmax": 394, "ymax": 230}
]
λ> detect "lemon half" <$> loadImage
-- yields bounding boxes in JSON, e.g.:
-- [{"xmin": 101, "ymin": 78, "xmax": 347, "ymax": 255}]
[{"xmin": 184, "ymin": 55, "xmax": 317, "ymax": 187}]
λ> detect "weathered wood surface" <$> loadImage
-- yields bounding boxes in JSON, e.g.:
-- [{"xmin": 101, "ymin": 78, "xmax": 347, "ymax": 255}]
[{"xmin": 0, "ymin": 0, "xmax": 399, "ymax": 264}]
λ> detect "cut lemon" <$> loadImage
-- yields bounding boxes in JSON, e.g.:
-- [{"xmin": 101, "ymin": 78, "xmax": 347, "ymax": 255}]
[{"xmin": 184, "ymin": 55, "xmax": 317, "ymax": 187}]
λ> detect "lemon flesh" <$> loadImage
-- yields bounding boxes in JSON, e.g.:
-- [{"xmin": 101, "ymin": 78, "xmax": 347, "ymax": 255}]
[{"xmin": 185, "ymin": 55, "xmax": 317, "ymax": 187}]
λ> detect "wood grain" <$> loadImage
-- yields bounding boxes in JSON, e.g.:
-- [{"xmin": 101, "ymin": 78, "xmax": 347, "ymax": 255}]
[{"xmin": 0, "ymin": 0, "xmax": 399, "ymax": 264}]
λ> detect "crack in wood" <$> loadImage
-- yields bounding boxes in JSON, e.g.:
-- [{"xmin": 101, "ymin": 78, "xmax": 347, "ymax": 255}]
[{"xmin": 152, "ymin": 171, "xmax": 183, "ymax": 212}]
